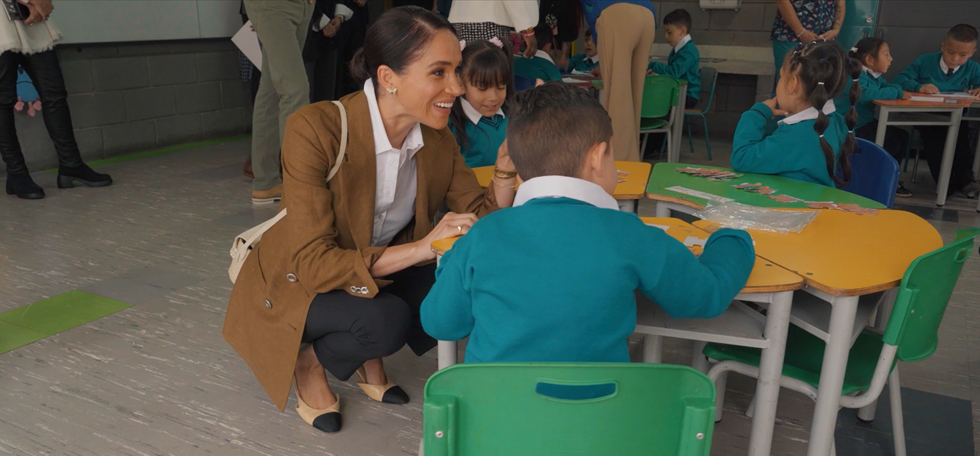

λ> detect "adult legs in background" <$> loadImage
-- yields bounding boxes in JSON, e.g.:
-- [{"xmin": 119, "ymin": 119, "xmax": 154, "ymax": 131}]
[
  {"xmin": 243, "ymin": 0, "xmax": 313, "ymax": 197},
  {"xmin": 596, "ymin": 3, "xmax": 656, "ymax": 162},
  {"xmin": 915, "ymin": 124, "xmax": 978, "ymax": 196},
  {"xmin": 772, "ymin": 39, "xmax": 796, "ymax": 93}
]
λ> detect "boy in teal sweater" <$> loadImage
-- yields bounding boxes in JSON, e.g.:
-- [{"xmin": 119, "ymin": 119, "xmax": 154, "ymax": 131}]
[
  {"xmin": 563, "ymin": 29, "xmax": 600, "ymax": 74},
  {"xmin": 513, "ymin": 24, "xmax": 563, "ymax": 83},
  {"xmin": 893, "ymin": 24, "xmax": 980, "ymax": 198},
  {"xmin": 421, "ymin": 82, "xmax": 755, "ymax": 364},
  {"xmin": 647, "ymin": 9, "xmax": 700, "ymax": 109}
]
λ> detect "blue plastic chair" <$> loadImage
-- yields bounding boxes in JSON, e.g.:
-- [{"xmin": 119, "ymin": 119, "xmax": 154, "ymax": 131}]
[
  {"xmin": 514, "ymin": 76, "xmax": 535, "ymax": 92},
  {"xmin": 839, "ymin": 138, "xmax": 899, "ymax": 208}
]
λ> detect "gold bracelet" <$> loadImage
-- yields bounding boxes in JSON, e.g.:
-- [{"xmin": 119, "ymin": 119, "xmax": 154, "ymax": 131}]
[
  {"xmin": 494, "ymin": 168, "xmax": 517, "ymax": 179},
  {"xmin": 491, "ymin": 176, "xmax": 518, "ymax": 189}
]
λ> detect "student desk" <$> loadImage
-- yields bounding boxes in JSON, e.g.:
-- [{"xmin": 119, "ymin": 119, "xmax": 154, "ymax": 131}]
[
  {"xmin": 873, "ymin": 99, "xmax": 974, "ymax": 207},
  {"xmin": 645, "ymin": 162, "xmax": 884, "ymax": 217},
  {"xmin": 695, "ymin": 209, "xmax": 942, "ymax": 456},
  {"xmin": 430, "ymin": 217, "xmax": 804, "ymax": 456},
  {"xmin": 471, "ymin": 161, "xmax": 652, "ymax": 212}
]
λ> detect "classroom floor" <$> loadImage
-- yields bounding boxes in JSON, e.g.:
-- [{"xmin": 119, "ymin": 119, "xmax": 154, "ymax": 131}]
[{"xmin": 0, "ymin": 136, "xmax": 977, "ymax": 456}]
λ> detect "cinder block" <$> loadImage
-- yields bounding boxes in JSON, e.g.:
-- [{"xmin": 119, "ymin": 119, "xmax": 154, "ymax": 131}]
[
  {"xmin": 148, "ymin": 54, "xmax": 199, "ymax": 86},
  {"xmin": 74, "ymin": 127, "xmax": 105, "ymax": 161},
  {"xmin": 708, "ymin": 5, "xmax": 766, "ymax": 32},
  {"xmin": 220, "ymin": 81, "xmax": 248, "ymax": 109},
  {"xmin": 68, "ymin": 92, "xmax": 127, "ymax": 128},
  {"xmin": 103, "ymin": 120, "xmax": 156, "ymax": 155},
  {"xmin": 116, "ymin": 42, "xmax": 174, "ymax": 57},
  {"xmin": 60, "ymin": 59, "xmax": 94, "ymax": 94},
  {"xmin": 197, "ymin": 51, "xmax": 241, "ymax": 82},
  {"xmin": 156, "ymin": 114, "xmax": 203, "ymax": 145},
  {"xmin": 92, "ymin": 57, "xmax": 149, "ymax": 91},
  {"xmin": 57, "ymin": 44, "xmax": 118, "ymax": 62},
  {"xmin": 124, "ymin": 87, "xmax": 177, "ymax": 121},
  {"xmin": 175, "ymin": 82, "xmax": 222, "ymax": 114},
  {"xmin": 202, "ymin": 108, "xmax": 245, "ymax": 138}
]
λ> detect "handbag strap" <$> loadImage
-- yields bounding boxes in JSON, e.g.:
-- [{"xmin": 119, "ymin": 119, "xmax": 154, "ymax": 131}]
[{"xmin": 327, "ymin": 100, "xmax": 348, "ymax": 182}]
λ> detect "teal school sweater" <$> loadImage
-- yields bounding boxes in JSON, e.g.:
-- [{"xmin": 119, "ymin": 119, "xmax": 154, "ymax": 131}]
[
  {"xmin": 566, "ymin": 53, "xmax": 599, "ymax": 73},
  {"xmin": 450, "ymin": 114, "xmax": 507, "ymax": 168},
  {"xmin": 421, "ymin": 197, "xmax": 755, "ymax": 364},
  {"xmin": 894, "ymin": 52, "xmax": 980, "ymax": 93},
  {"xmin": 648, "ymin": 39, "xmax": 701, "ymax": 101},
  {"xmin": 834, "ymin": 70, "xmax": 904, "ymax": 129},
  {"xmin": 513, "ymin": 55, "xmax": 563, "ymax": 83},
  {"xmin": 732, "ymin": 102, "xmax": 848, "ymax": 187}
]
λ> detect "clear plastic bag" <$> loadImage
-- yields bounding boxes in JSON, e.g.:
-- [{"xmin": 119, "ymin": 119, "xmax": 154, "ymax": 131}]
[{"xmin": 693, "ymin": 201, "xmax": 817, "ymax": 234}]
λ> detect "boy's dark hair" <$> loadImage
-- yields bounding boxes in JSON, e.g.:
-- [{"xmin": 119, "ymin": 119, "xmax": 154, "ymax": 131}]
[
  {"xmin": 784, "ymin": 40, "xmax": 862, "ymax": 188},
  {"xmin": 663, "ymin": 9, "xmax": 693, "ymax": 31},
  {"xmin": 507, "ymin": 82, "xmax": 613, "ymax": 180},
  {"xmin": 947, "ymin": 24, "xmax": 979, "ymax": 43},
  {"xmin": 351, "ymin": 6, "xmax": 456, "ymax": 90},
  {"xmin": 585, "ymin": 28, "xmax": 593, "ymax": 41},
  {"xmin": 534, "ymin": 22, "xmax": 557, "ymax": 51},
  {"xmin": 848, "ymin": 37, "xmax": 887, "ymax": 65},
  {"xmin": 450, "ymin": 40, "xmax": 515, "ymax": 149}
]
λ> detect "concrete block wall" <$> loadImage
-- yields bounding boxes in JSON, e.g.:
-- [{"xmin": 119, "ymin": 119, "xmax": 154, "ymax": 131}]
[{"xmin": 8, "ymin": 39, "xmax": 250, "ymax": 173}]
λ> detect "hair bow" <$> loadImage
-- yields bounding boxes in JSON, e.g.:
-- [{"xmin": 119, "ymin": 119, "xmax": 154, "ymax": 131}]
[
  {"xmin": 489, "ymin": 37, "xmax": 504, "ymax": 49},
  {"xmin": 459, "ymin": 40, "xmax": 466, "ymax": 52},
  {"xmin": 850, "ymin": 47, "xmax": 858, "ymax": 53}
]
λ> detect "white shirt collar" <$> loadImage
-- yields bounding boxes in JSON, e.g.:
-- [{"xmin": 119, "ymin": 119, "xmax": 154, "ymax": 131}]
[
  {"xmin": 863, "ymin": 65, "xmax": 882, "ymax": 79},
  {"xmin": 673, "ymin": 35, "xmax": 692, "ymax": 54},
  {"xmin": 513, "ymin": 176, "xmax": 619, "ymax": 211},
  {"xmin": 778, "ymin": 99, "xmax": 836, "ymax": 126},
  {"xmin": 586, "ymin": 54, "xmax": 599, "ymax": 64},
  {"xmin": 364, "ymin": 79, "xmax": 424, "ymax": 157},
  {"xmin": 460, "ymin": 98, "xmax": 505, "ymax": 125},
  {"xmin": 534, "ymin": 49, "xmax": 556, "ymax": 66},
  {"xmin": 940, "ymin": 58, "xmax": 960, "ymax": 75}
]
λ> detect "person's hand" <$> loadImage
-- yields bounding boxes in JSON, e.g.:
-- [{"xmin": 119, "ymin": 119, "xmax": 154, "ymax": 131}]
[
  {"xmin": 919, "ymin": 84, "xmax": 940, "ymax": 94},
  {"xmin": 646, "ymin": 69, "xmax": 655, "ymax": 75},
  {"xmin": 968, "ymin": 88, "xmax": 980, "ymax": 97},
  {"xmin": 522, "ymin": 35, "xmax": 537, "ymax": 58},
  {"xmin": 495, "ymin": 140, "xmax": 515, "ymax": 173},
  {"xmin": 19, "ymin": 2, "xmax": 43, "ymax": 25},
  {"xmin": 798, "ymin": 30, "xmax": 819, "ymax": 43},
  {"xmin": 355, "ymin": 0, "xmax": 367, "ymax": 5},
  {"xmin": 902, "ymin": 91, "xmax": 914, "ymax": 100},
  {"xmin": 322, "ymin": 17, "xmax": 342, "ymax": 38},
  {"xmin": 590, "ymin": 64, "xmax": 601, "ymax": 78},
  {"xmin": 762, "ymin": 98, "xmax": 789, "ymax": 117},
  {"xmin": 818, "ymin": 28, "xmax": 840, "ymax": 41},
  {"xmin": 416, "ymin": 212, "xmax": 479, "ymax": 260}
]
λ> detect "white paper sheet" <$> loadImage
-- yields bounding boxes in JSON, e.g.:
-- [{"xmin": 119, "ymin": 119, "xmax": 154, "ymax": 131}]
[{"xmin": 232, "ymin": 21, "xmax": 262, "ymax": 69}]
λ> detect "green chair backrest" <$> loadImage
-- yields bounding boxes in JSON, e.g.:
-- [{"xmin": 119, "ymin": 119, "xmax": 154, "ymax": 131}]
[
  {"xmin": 423, "ymin": 363, "xmax": 716, "ymax": 456},
  {"xmin": 883, "ymin": 228, "xmax": 979, "ymax": 362},
  {"xmin": 641, "ymin": 75, "xmax": 680, "ymax": 120}
]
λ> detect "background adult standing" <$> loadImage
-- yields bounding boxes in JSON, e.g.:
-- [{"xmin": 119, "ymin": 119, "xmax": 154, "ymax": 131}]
[
  {"xmin": 449, "ymin": 0, "xmax": 539, "ymax": 58},
  {"xmin": 538, "ymin": 0, "xmax": 583, "ymax": 70},
  {"xmin": 583, "ymin": 0, "xmax": 657, "ymax": 162},
  {"xmin": 243, "ymin": 0, "xmax": 314, "ymax": 205},
  {"xmin": 772, "ymin": 0, "xmax": 845, "ymax": 84}
]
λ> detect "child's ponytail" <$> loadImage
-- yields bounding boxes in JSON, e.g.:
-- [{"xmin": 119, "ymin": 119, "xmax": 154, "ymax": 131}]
[
  {"xmin": 838, "ymin": 57, "xmax": 863, "ymax": 187},
  {"xmin": 810, "ymin": 80, "xmax": 841, "ymax": 186}
]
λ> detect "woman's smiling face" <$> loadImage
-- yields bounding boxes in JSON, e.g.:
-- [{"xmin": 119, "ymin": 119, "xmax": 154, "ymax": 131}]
[{"xmin": 387, "ymin": 29, "xmax": 464, "ymax": 130}]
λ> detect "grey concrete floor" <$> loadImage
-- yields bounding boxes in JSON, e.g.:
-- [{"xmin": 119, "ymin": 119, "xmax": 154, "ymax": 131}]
[{"xmin": 0, "ymin": 136, "xmax": 976, "ymax": 455}]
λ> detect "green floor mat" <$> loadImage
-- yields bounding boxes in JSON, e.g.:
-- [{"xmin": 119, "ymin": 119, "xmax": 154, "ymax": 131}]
[
  {"xmin": 0, "ymin": 320, "xmax": 47, "ymax": 353},
  {"xmin": 0, "ymin": 291, "xmax": 132, "ymax": 353}
]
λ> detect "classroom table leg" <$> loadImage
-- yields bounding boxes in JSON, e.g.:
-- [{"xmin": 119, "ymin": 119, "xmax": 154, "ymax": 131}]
[
  {"xmin": 806, "ymin": 295, "xmax": 860, "ymax": 456},
  {"xmin": 437, "ymin": 341, "xmax": 457, "ymax": 370},
  {"xmin": 874, "ymin": 107, "xmax": 889, "ymax": 147},
  {"xmin": 935, "ymin": 108, "xmax": 964, "ymax": 207},
  {"xmin": 655, "ymin": 202, "xmax": 671, "ymax": 218},
  {"xmin": 669, "ymin": 85, "xmax": 688, "ymax": 163},
  {"xmin": 747, "ymin": 290, "xmax": 793, "ymax": 456},
  {"xmin": 618, "ymin": 199, "xmax": 637, "ymax": 213}
]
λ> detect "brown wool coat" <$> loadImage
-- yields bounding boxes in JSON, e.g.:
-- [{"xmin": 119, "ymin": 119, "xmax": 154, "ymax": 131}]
[{"xmin": 223, "ymin": 91, "xmax": 499, "ymax": 411}]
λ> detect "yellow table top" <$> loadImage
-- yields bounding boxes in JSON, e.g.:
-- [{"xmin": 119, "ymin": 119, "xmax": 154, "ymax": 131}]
[
  {"xmin": 694, "ymin": 209, "xmax": 943, "ymax": 297},
  {"xmin": 430, "ymin": 217, "xmax": 803, "ymax": 295},
  {"xmin": 472, "ymin": 161, "xmax": 652, "ymax": 200}
]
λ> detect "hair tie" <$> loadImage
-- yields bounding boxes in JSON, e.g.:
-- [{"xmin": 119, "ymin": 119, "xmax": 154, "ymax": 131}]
[
  {"xmin": 819, "ymin": 134, "xmax": 825, "ymax": 138},
  {"xmin": 817, "ymin": 82, "xmax": 825, "ymax": 86},
  {"xmin": 848, "ymin": 130, "xmax": 855, "ymax": 134},
  {"xmin": 850, "ymin": 47, "xmax": 858, "ymax": 53},
  {"xmin": 459, "ymin": 40, "xmax": 466, "ymax": 52},
  {"xmin": 489, "ymin": 37, "xmax": 504, "ymax": 49},
  {"xmin": 853, "ymin": 78, "xmax": 859, "ymax": 82}
]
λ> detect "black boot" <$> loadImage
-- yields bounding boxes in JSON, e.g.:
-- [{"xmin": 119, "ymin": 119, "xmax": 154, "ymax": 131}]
[
  {"xmin": 5, "ymin": 173, "xmax": 45, "ymax": 199},
  {"xmin": 57, "ymin": 164, "xmax": 112, "ymax": 189}
]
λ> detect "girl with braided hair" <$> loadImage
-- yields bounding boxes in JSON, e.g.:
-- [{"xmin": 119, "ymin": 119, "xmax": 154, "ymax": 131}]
[{"xmin": 731, "ymin": 40, "xmax": 861, "ymax": 188}]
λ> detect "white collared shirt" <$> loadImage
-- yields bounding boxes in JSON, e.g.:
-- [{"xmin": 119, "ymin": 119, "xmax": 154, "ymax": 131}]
[
  {"xmin": 673, "ymin": 34, "xmax": 692, "ymax": 54},
  {"xmin": 940, "ymin": 58, "xmax": 960, "ymax": 75},
  {"xmin": 364, "ymin": 79, "xmax": 424, "ymax": 247},
  {"xmin": 313, "ymin": 4, "xmax": 355, "ymax": 31},
  {"xmin": 534, "ymin": 49, "xmax": 556, "ymax": 66},
  {"xmin": 513, "ymin": 176, "xmax": 619, "ymax": 211},
  {"xmin": 586, "ymin": 55, "xmax": 599, "ymax": 64},
  {"xmin": 460, "ymin": 98, "xmax": 505, "ymax": 125},
  {"xmin": 863, "ymin": 65, "xmax": 882, "ymax": 79},
  {"xmin": 778, "ymin": 99, "xmax": 836, "ymax": 126}
]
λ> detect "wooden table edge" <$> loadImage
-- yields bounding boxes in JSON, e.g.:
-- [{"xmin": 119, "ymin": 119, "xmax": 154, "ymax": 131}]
[{"xmin": 645, "ymin": 192, "xmax": 705, "ymax": 209}]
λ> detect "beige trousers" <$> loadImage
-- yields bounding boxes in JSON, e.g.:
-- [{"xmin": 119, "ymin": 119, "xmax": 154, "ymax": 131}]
[{"xmin": 596, "ymin": 3, "xmax": 657, "ymax": 162}]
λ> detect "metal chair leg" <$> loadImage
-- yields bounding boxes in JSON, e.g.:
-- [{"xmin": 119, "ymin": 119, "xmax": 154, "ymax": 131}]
[
  {"xmin": 640, "ymin": 133, "xmax": 649, "ymax": 160},
  {"xmin": 889, "ymin": 369, "xmax": 907, "ymax": 456},
  {"xmin": 713, "ymin": 369, "xmax": 728, "ymax": 423},
  {"xmin": 702, "ymin": 115, "xmax": 712, "ymax": 160},
  {"xmin": 686, "ymin": 118, "xmax": 695, "ymax": 155},
  {"xmin": 641, "ymin": 335, "xmax": 664, "ymax": 363}
]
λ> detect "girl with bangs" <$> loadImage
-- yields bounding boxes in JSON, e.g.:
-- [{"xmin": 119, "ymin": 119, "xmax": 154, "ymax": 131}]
[{"xmin": 449, "ymin": 38, "xmax": 515, "ymax": 168}]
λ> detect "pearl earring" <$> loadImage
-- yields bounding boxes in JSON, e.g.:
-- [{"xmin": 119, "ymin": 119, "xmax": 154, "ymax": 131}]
[{"xmin": 387, "ymin": 87, "xmax": 397, "ymax": 95}]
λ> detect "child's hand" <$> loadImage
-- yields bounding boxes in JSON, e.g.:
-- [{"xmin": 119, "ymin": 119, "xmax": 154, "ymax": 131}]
[
  {"xmin": 646, "ymin": 69, "xmax": 654, "ymax": 76},
  {"xmin": 919, "ymin": 84, "xmax": 940, "ymax": 94},
  {"xmin": 762, "ymin": 98, "xmax": 788, "ymax": 117},
  {"xmin": 968, "ymin": 88, "xmax": 980, "ymax": 97},
  {"xmin": 902, "ymin": 91, "xmax": 914, "ymax": 100},
  {"xmin": 590, "ymin": 65, "xmax": 601, "ymax": 78}
]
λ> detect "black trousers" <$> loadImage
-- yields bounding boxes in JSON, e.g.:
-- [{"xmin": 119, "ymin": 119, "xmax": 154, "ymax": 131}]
[
  {"xmin": 0, "ymin": 49, "xmax": 83, "ymax": 175},
  {"xmin": 855, "ymin": 121, "xmax": 910, "ymax": 163},
  {"xmin": 914, "ymin": 123, "xmax": 977, "ymax": 193},
  {"xmin": 303, "ymin": 264, "xmax": 438, "ymax": 381}
]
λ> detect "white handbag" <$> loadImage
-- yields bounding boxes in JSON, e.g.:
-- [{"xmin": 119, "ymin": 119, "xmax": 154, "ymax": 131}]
[{"xmin": 228, "ymin": 100, "xmax": 349, "ymax": 283}]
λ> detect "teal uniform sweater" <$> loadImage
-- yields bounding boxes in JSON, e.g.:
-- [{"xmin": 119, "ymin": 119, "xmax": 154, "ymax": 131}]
[
  {"xmin": 834, "ymin": 70, "xmax": 904, "ymax": 129},
  {"xmin": 421, "ymin": 197, "xmax": 755, "ymax": 364},
  {"xmin": 648, "ymin": 39, "xmax": 701, "ymax": 101},
  {"xmin": 513, "ymin": 55, "xmax": 563, "ymax": 83},
  {"xmin": 894, "ymin": 52, "xmax": 980, "ymax": 93},
  {"xmin": 732, "ymin": 102, "xmax": 848, "ymax": 187},
  {"xmin": 450, "ymin": 114, "xmax": 507, "ymax": 168},
  {"xmin": 566, "ymin": 53, "xmax": 600, "ymax": 73}
]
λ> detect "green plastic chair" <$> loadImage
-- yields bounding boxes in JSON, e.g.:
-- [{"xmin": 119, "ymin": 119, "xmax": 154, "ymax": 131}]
[
  {"xmin": 702, "ymin": 227, "xmax": 979, "ymax": 456},
  {"xmin": 683, "ymin": 67, "xmax": 718, "ymax": 161},
  {"xmin": 422, "ymin": 363, "xmax": 716, "ymax": 456},
  {"xmin": 638, "ymin": 75, "xmax": 680, "ymax": 160}
]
